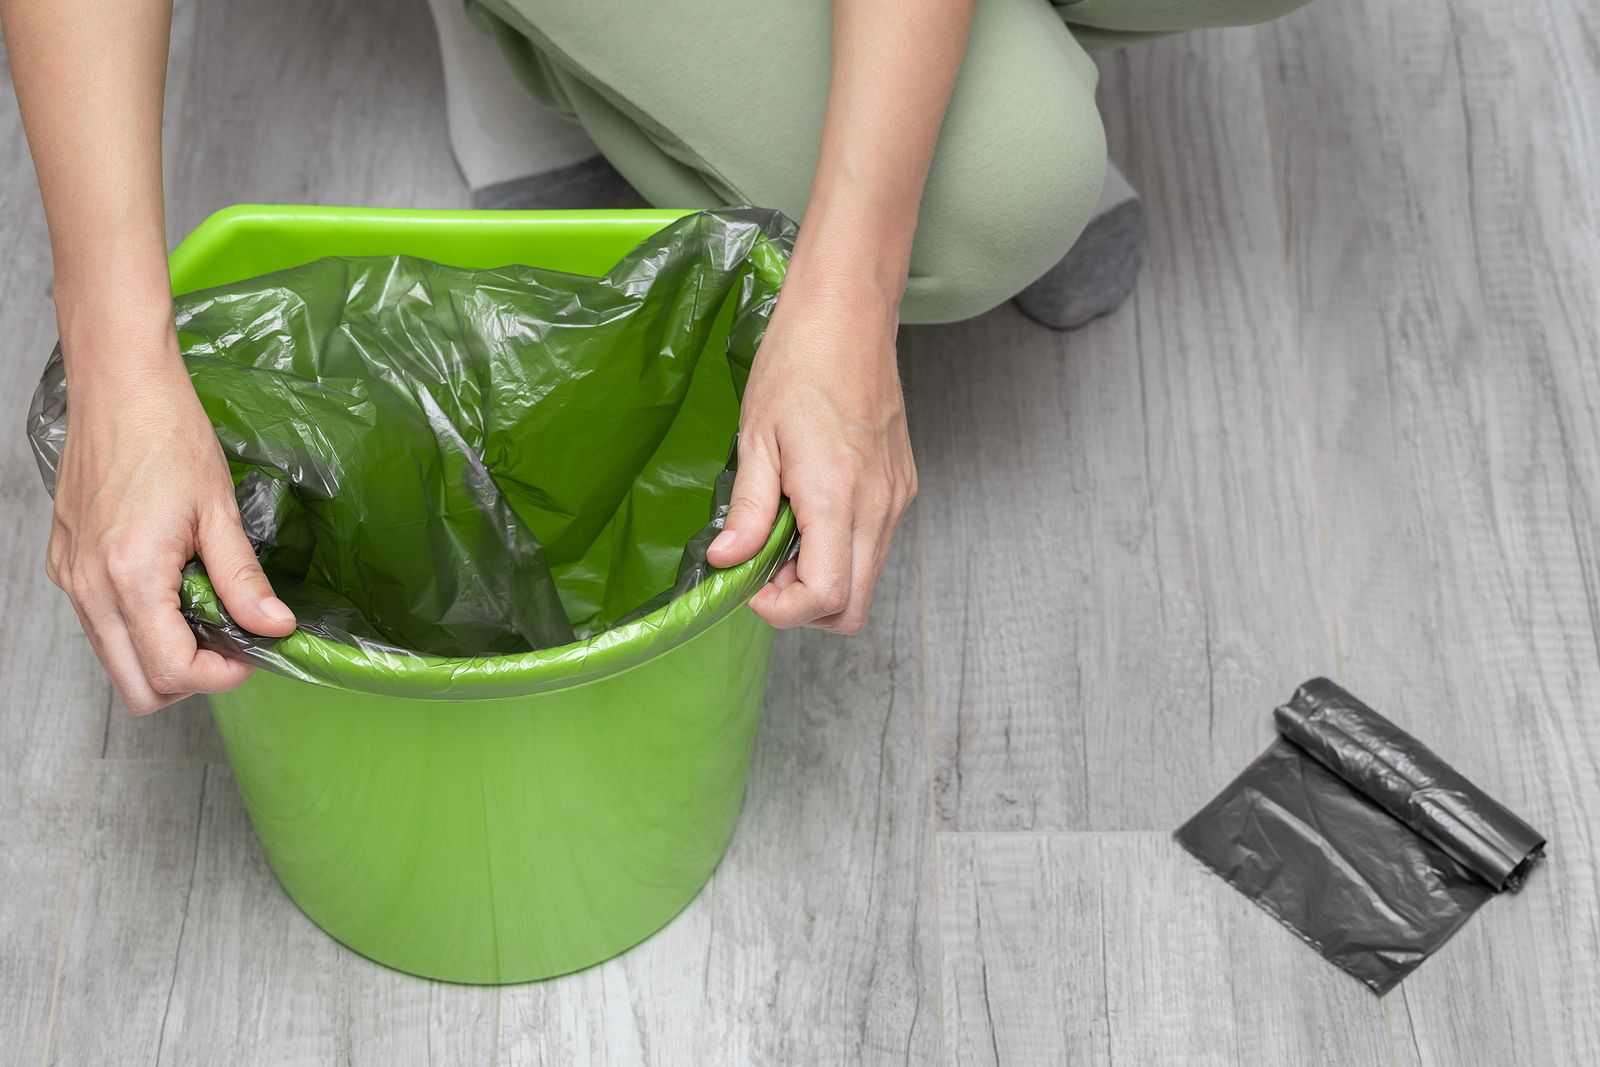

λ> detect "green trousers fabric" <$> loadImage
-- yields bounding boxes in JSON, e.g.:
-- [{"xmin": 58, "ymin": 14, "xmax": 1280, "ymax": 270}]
[{"xmin": 466, "ymin": 0, "xmax": 1311, "ymax": 324}]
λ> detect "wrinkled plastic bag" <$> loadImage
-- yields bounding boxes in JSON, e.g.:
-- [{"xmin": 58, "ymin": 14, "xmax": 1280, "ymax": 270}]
[
  {"xmin": 27, "ymin": 208, "xmax": 799, "ymax": 697},
  {"xmin": 1176, "ymin": 678, "xmax": 1546, "ymax": 994}
]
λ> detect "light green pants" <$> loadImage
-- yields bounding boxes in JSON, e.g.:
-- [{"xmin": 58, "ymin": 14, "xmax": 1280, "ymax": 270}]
[{"xmin": 465, "ymin": 0, "xmax": 1311, "ymax": 323}]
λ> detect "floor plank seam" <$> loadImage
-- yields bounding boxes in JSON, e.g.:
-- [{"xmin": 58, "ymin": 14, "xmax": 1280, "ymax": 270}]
[
  {"xmin": 932, "ymin": 830, "xmax": 1172, "ymax": 841},
  {"xmin": 1444, "ymin": 7, "xmax": 1491, "ymax": 289},
  {"xmin": 914, "ymin": 499, "xmax": 951, "ymax": 1067},
  {"xmin": 1399, "ymin": 987, "xmax": 1425, "ymax": 1067},
  {"xmin": 89, "ymin": 756, "xmax": 214, "ymax": 766},
  {"xmin": 489, "ymin": 986, "xmax": 502, "ymax": 1067},
  {"xmin": 1096, "ymin": 874, "xmax": 1115, "ymax": 1067},
  {"xmin": 968, "ymin": 854, "xmax": 1004, "ymax": 1067},
  {"xmin": 1250, "ymin": 22, "xmax": 1346, "ymax": 681},
  {"xmin": 98, "ymin": 693, "xmax": 112, "ymax": 759},
  {"xmin": 150, "ymin": 763, "xmax": 209, "ymax": 1067}
]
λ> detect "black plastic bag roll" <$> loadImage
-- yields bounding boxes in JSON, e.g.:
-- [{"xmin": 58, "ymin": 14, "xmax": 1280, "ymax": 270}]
[
  {"xmin": 1176, "ymin": 678, "xmax": 1546, "ymax": 995},
  {"xmin": 1273, "ymin": 682, "xmax": 1545, "ymax": 891}
]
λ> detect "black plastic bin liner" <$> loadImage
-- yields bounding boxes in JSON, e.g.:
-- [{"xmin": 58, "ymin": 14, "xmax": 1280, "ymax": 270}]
[{"xmin": 1176, "ymin": 678, "xmax": 1545, "ymax": 994}]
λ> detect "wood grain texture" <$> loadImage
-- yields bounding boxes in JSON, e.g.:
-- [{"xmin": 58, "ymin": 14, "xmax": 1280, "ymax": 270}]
[
  {"xmin": 161, "ymin": 0, "xmax": 469, "ymax": 248},
  {"xmin": 43, "ymin": 761, "xmax": 209, "ymax": 1067},
  {"xmin": 6, "ymin": 0, "xmax": 1600, "ymax": 1062},
  {"xmin": 497, "ymin": 511, "xmax": 939, "ymax": 1066},
  {"xmin": 907, "ymin": 26, "xmax": 1331, "ymax": 834},
  {"xmin": 1260, "ymin": 0, "xmax": 1600, "ymax": 1061},
  {"xmin": 102, "ymin": 697, "xmax": 229, "ymax": 762},
  {"xmin": 938, "ymin": 833, "xmax": 1414, "ymax": 1067},
  {"xmin": 152, "ymin": 764, "xmax": 497, "ymax": 1067}
]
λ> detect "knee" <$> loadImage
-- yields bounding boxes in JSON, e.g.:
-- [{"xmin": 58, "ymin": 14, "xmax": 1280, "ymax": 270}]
[
  {"xmin": 903, "ymin": 132, "xmax": 1106, "ymax": 325},
  {"xmin": 899, "ymin": 10, "xmax": 1108, "ymax": 325},
  {"xmin": 900, "ymin": 109, "xmax": 1107, "ymax": 326}
]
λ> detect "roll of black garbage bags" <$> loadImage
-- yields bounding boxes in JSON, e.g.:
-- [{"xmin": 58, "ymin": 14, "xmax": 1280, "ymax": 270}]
[{"xmin": 1177, "ymin": 678, "xmax": 1546, "ymax": 994}]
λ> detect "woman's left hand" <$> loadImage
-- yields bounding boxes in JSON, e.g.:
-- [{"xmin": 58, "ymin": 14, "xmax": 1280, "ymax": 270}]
[
  {"xmin": 699, "ymin": 0, "xmax": 970, "ymax": 635},
  {"xmin": 705, "ymin": 279, "xmax": 916, "ymax": 635}
]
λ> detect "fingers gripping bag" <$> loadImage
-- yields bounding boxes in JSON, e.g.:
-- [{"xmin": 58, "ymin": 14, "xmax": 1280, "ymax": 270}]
[{"xmin": 28, "ymin": 208, "xmax": 799, "ymax": 699}]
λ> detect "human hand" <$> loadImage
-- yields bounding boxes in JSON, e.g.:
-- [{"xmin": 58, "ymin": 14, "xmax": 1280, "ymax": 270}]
[
  {"xmin": 705, "ymin": 283, "xmax": 916, "ymax": 635},
  {"xmin": 45, "ymin": 324, "xmax": 296, "ymax": 714}
]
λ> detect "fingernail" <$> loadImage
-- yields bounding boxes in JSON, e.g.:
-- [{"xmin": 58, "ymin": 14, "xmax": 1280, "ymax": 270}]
[
  {"xmin": 261, "ymin": 596, "xmax": 295, "ymax": 624},
  {"xmin": 709, "ymin": 529, "xmax": 737, "ymax": 555}
]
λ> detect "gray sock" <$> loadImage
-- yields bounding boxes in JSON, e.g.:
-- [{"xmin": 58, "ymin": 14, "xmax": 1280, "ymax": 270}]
[
  {"xmin": 1012, "ymin": 162, "xmax": 1145, "ymax": 330},
  {"xmin": 470, "ymin": 154, "xmax": 647, "ymax": 210}
]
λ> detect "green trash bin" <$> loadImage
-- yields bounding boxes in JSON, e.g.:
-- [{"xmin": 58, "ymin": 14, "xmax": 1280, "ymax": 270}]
[{"xmin": 159, "ymin": 206, "xmax": 794, "ymax": 983}]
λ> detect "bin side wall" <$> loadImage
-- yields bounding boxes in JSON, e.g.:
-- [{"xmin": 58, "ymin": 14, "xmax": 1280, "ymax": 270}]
[{"xmin": 208, "ymin": 606, "xmax": 774, "ymax": 983}]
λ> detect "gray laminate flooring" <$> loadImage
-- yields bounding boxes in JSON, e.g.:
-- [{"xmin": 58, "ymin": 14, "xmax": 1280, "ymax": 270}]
[{"xmin": 2, "ymin": 0, "xmax": 1596, "ymax": 1063}]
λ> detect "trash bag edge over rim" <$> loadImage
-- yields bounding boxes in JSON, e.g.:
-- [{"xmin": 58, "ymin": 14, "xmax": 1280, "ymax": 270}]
[{"xmin": 48, "ymin": 205, "xmax": 801, "ymax": 701}]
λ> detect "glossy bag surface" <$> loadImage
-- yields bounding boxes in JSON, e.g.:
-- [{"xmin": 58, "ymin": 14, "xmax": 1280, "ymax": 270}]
[
  {"xmin": 1176, "ymin": 678, "xmax": 1546, "ymax": 994},
  {"xmin": 28, "ymin": 206, "xmax": 798, "ymax": 698}
]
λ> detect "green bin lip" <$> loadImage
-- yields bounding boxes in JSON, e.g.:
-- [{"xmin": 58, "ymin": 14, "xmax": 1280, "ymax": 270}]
[{"xmin": 171, "ymin": 203, "xmax": 793, "ymax": 701}]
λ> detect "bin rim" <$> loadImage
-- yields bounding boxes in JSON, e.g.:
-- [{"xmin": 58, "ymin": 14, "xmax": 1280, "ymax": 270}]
[{"xmin": 169, "ymin": 203, "xmax": 795, "ymax": 701}]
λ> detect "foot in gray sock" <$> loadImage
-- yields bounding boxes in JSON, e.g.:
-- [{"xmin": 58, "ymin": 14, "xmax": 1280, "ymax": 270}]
[{"xmin": 1013, "ymin": 162, "xmax": 1145, "ymax": 330}]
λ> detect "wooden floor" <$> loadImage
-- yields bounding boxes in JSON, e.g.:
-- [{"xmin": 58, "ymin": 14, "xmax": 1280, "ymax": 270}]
[{"xmin": 3, "ymin": 0, "xmax": 1597, "ymax": 1063}]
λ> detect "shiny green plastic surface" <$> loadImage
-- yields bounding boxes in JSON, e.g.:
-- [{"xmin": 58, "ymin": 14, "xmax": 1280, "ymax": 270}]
[
  {"xmin": 168, "ymin": 206, "xmax": 785, "ymax": 983},
  {"xmin": 208, "ymin": 610, "xmax": 772, "ymax": 984},
  {"xmin": 27, "ymin": 206, "xmax": 798, "ymax": 697}
]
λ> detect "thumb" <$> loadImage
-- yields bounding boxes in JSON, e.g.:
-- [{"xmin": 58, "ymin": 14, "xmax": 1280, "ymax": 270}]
[
  {"xmin": 197, "ymin": 507, "xmax": 297, "ymax": 637},
  {"xmin": 707, "ymin": 440, "xmax": 781, "ymax": 568}
]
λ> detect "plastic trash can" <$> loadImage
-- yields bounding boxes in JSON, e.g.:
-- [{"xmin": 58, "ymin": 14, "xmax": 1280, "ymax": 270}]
[{"xmin": 170, "ymin": 206, "xmax": 795, "ymax": 984}]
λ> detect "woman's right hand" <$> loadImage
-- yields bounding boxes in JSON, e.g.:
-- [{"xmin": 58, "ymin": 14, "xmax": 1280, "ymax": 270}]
[
  {"xmin": 4, "ymin": 0, "xmax": 262, "ymax": 711},
  {"xmin": 45, "ymin": 319, "xmax": 297, "ymax": 714}
]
